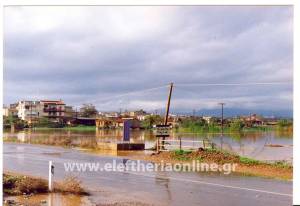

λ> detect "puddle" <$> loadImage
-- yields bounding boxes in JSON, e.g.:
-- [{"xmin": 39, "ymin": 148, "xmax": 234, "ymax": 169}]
[{"xmin": 4, "ymin": 193, "xmax": 93, "ymax": 206}]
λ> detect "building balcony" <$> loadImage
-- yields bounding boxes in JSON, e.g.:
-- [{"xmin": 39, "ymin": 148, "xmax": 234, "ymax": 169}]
[{"xmin": 44, "ymin": 108, "xmax": 65, "ymax": 112}]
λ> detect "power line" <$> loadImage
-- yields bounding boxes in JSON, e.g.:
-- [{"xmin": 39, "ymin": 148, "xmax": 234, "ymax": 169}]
[
  {"xmin": 175, "ymin": 82, "xmax": 292, "ymax": 87},
  {"xmin": 67, "ymin": 82, "xmax": 292, "ymax": 111},
  {"xmin": 80, "ymin": 84, "xmax": 168, "ymax": 105}
]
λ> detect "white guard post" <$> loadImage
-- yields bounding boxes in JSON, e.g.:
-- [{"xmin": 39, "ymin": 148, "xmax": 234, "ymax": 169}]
[{"xmin": 48, "ymin": 161, "xmax": 54, "ymax": 191}]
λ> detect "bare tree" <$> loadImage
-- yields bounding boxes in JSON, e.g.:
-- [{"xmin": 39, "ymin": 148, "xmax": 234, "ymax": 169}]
[{"xmin": 79, "ymin": 104, "xmax": 98, "ymax": 118}]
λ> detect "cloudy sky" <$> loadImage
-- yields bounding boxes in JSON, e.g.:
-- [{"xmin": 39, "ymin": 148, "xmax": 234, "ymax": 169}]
[{"xmin": 4, "ymin": 6, "xmax": 293, "ymax": 115}]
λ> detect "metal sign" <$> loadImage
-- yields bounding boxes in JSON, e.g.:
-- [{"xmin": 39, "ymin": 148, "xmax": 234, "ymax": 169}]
[
  {"xmin": 155, "ymin": 124, "xmax": 170, "ymax": 137},
  {"xmin": 123, "ymin": 120, "xmax": 131, "ymax": 141}
]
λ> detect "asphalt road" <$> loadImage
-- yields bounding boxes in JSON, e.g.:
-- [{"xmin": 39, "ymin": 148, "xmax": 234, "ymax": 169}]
[{"xmin": 3, "ymin": 143, "xmax": 293, "ymax": 206}]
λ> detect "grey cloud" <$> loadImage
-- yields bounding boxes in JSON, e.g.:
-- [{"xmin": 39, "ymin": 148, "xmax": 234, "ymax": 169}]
[{"xmin": 4, "ymin": 6, "xmax": 293, "ymax": 115}]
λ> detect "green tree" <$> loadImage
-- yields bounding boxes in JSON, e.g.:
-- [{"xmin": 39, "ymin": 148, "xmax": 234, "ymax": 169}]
[
  {"xmin": 35, "ymin": 117, "xmax": 65, "ymax": 128},
  {"xmin": 141, "ymin": 115, "xmax": 163, "ymax": 129},
  {"xmin": 229, "ymin": 119, "xmax": 244, "ymax": 131},
  {"xmin": 36, "ymin": 117, "xmax": 52, "ymax": 127},
  {"xmin": 3, "ymin": 115, "xmax": 27, "ymax": 130},
  {"xmin": 278, "ymin": 119, "xmax": 293, "ymax": 128}
]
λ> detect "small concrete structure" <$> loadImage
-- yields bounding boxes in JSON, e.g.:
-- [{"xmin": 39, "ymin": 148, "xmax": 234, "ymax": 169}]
[
  {"xmin": 97, "ymin": 142, "xmax": 145, "ymax": 151},
  {"xmin": 117, "ymin": 142, "xmax": 145, "ymax": 150},
  {"xmin": 96, "ymin": 117, "xmax": 144, "ymax": 151}
]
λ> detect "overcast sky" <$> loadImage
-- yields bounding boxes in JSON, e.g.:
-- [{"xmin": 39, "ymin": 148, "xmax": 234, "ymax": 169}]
[{"xmin": 4, "ymin": 6, "xmax": 293, "ymax": 114}]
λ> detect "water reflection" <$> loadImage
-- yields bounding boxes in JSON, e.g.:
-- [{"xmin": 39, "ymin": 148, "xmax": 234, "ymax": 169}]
[
  {"xmin": 155, "ymin": 171, "xmax": 172, "ymax": 204},
  {"xmin": 3, "ymin": 129, "xmax": 292, "ymax": 162}
]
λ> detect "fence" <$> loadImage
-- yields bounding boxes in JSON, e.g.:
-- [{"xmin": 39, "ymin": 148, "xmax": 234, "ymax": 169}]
[{"xmin": 156, "ymin": 138, "xmax": 214, "ymax": 152}]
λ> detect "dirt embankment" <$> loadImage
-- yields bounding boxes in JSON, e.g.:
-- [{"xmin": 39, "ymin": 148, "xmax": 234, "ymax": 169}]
[
  {"xmin": 3, "ymin": 172, "xmax": 88, "ymax": 196},
  {"xmin": 128, "ymin": 149, "xmax": 292, "ymax": 180}
]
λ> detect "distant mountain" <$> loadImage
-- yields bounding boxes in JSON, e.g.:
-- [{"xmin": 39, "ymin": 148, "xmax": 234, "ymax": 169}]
[{"xmin": 172, "ymin": 108, "xmax": 293, "ymax": 118}]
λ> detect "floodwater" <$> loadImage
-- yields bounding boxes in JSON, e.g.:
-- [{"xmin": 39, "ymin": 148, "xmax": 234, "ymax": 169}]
[
  {"xmin": 3, "ymin": 143, "xmax": 292, "ymax": 206},
  {"xmin": 4, "ymin": 193, "xmax": 92, "ymax": 206},
  {"xmin": 3, "ymin": 128, "xmax": 293, "ymax": 162}
]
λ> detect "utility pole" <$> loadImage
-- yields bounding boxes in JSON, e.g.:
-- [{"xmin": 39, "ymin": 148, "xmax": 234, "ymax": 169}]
[
  {"xmin": 161, "ymin": 82, "xmax": 174, "ymax": 149},
  {"xmin": 164, "ymin": 82, "xmax": 174, "ymax": 125},
  {"xmin": 219, "ymin": 103, "xmax": 225, "ymax": 135},
  {"xmin": 219, "ymin": 103, "xmax": 225, "ymax": 151},
  {"xmin": 30, "ymin": 101, "xmax": 32, "ymax": 128},
  {"xmin": 249, "ymin": 113, "xmax": 252, "ymax": 127}
]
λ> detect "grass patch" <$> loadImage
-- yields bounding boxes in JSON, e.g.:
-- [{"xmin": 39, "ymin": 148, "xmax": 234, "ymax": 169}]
[
  {"xmin": 174, "ymin": 149, "xmax": 192, "ymax": 156},
  {"xmin": 173, "ymin": 149, "xmax": 193, "ymax": 161},
  {"xmin": 239, "ymin": 157, "xmax": 260, "ymax": 165},
  {"xmin": 33, "ymin": 125, "xmax": 96, "ymax": 131},
  {"xmin": 205, "ymin": 148, "xmax": 218, "ymax": 153},
  {"xmin": 171, "ymin": 149, "xmax": 291, "ymax": 171},
  {"xmin": 195, "ymin": 156, "xmax": 203, "ymax": 161},
  {"xmin": 64, "ymin": 126, "xmax": 96, "ymax": 131},
  {"xmin": 144, "ymin": 148, "xmax": 292, "ymax": 180},
  {"xmin": 178, "ymin": 125, "xmax": 276, "ymax": 134}
]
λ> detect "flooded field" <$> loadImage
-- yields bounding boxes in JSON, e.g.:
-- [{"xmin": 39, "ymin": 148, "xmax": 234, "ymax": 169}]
[{"xmin": 3, "ymin": 129, "xmax": 292, "ymax": 162}]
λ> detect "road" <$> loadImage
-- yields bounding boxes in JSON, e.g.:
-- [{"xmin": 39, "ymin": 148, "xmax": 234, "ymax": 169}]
[{"xmin": 3, "ymin": 143, "xmax": 292, "ymax": 206}]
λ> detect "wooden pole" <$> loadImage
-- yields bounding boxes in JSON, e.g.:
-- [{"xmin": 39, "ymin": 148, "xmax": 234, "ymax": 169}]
[
  {"xmin": 219, "ymin": 103, "xmax": 225, "ymax": 151},
  {"xmin": 219, "ymin": 103, "xmax": 225, "ymax": 135},
  {"xmin": 179, "ymin": 137, "xmax": 182, "ymax": 150},
  {"xmin": 30, "ymin": 101, "xmax": 32, "ymax": 127},
  {"xmin": 162, "ymin": 83, "xmax": 174, "ymax": 148},
  {"xmin": 164, "ymin": 83, "xmax": 174, "ymax": 125}
]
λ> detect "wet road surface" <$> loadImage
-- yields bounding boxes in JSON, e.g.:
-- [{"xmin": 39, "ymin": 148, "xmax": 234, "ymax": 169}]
[{"xmin": 3, "ymin": 143, "xmax": 292, "ymax": 206}]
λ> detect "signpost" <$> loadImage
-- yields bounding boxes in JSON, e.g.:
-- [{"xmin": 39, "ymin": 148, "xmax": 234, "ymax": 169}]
[
  {"xmin": 155, "ymin": 125, "xmax": 170, "ymax": 137},
  {"xmin": 155, "ymin": 82, "xmax": 174, "ymax": 152},
  {"xmin": 155, "ymin": 124, "xmax": 170, "ymax": 152}
]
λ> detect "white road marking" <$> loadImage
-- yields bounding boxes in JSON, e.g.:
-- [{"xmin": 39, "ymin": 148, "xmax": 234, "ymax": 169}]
[{"xmin": 125, "ymin": 171, "xmax": 292, "ymax": 197}]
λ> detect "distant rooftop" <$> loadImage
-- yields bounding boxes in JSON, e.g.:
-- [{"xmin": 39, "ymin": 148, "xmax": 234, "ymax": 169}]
[{"xmin": 40, "ymin": 100, "xmax": 65, "ymax": 104}]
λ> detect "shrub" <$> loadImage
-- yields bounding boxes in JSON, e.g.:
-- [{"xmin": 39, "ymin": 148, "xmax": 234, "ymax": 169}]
[
  {"xmin": 230, "ymin": 119, "xmax": 244, "ymax": 131},
  {"xmin": 141, "ymin": 115, "xmax": 163, "ymax": 129},
  {"xmin": 35, "ymin": 117, "xmax": 66, "ymax": 128},
  {"xmin": 3, "ymin": 174, "xmax": 19, "ymax": 189},
  {"xmin": 16, "ymin": 176, "xmax": 48, "ymax": 194},
  {"xmin": 278, "ymin": 119, "xmax": 293, "ymax": 128},
  {"xmin": 54, "ymin": 176, "xmax": 87, "ymax": 195},
  {"xmin": 3, "ymin": 174, "xmax": 48, "ymax": 195},
  {"xmin": 3, "ymin": 116, "xmax": 27, "ymax": 130}
]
